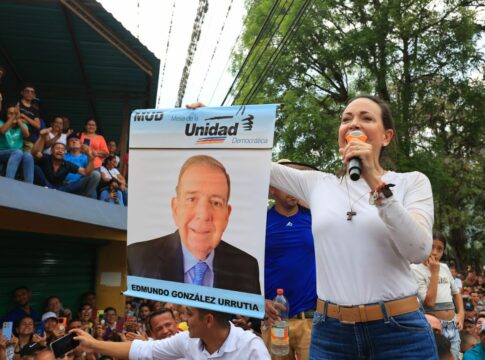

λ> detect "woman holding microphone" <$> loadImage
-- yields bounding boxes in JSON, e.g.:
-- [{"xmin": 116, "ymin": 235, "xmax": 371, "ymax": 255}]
[{"xmin": 270, "ymin": 95, "xmax": 437, "ymax": 359}]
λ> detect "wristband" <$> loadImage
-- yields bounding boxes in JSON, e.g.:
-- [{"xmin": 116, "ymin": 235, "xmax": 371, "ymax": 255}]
[{"xmin": 369, "ymin": 182, "xmax": 395, "ymax": 206}]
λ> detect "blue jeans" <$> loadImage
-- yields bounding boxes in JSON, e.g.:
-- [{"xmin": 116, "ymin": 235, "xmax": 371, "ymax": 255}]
[
  {"xmin": 34, "ymin": 166, "xmax": 100, "ymax": 198},
  {"xmin": 309, "ymin": 308, "xmax": 438, "ymax": 359},
  {"xmin": 441, "ymin": 319, "xmax": 460, "ymax": 360},
  {"xmin": 0, "ymin": 148, "xmax": 34, "ymax": 183}
]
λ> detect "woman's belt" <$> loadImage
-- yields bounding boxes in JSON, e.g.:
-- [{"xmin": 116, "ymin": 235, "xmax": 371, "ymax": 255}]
[{"xmin": 317, "ymin": 296, "xmax": 419, "ymax": 324}]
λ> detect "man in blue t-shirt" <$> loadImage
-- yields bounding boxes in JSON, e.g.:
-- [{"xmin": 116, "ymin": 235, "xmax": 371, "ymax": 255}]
[
  {"xmin": 1, "ymin": 286, "xmax": 40, "ymax": 325},
  {"xmin": 64, "ymin": 133, "xmax": 91, "ymax": 183},
  {"xmin": 262, "ymin": 162, "xmax": 317, "ymax": 360}
]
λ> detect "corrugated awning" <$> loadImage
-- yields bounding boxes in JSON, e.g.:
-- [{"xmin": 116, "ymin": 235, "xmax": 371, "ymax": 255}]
[{"xmin": 0, "ymin": 0, "xmax": 160, "ymax": 143}]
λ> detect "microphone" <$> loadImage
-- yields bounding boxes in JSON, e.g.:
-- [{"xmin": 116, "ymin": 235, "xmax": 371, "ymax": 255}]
[{"xmin": 345, "ymin": 130, "xmax": 368, "ymax": 181}]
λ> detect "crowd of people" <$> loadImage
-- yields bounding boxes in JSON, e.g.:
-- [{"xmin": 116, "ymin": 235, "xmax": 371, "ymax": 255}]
[
  {"xmin": 0, "ymin": 267, "xmax": 483, "ymax": 360},
  {"xmin": 0, "ymin": 84, "xmax": 128, "ymax": 206},
  {"xmin": 1, "ymin": 89, "xmax": 485, "ymax": 360},
  {"xmin": 0, "ymin": 289, "xmax": 195, "ymax": 360}
]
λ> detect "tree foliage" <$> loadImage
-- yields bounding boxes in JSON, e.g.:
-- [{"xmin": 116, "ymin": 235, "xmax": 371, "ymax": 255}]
[{"xmin": 232, "ymin": 0, "xmax": 485, "ymax": 267}]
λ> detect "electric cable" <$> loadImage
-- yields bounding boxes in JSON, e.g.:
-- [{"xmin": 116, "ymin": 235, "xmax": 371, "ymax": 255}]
[
  {"xmin": 156, "ymin": 0, "xmax": 177, "ymax": 107},
  {"xmin": 220, "ymin": 0, "xmax": 283, "ymax": 105},
  {"xmin": 240, "ymin": 0, "xmax": 313, "ymax": 105},
  {"xmin": 196, "ymin": 0, "xmax": 235, "ymax": 102},
  {"xmin": 231, "ymin": 0, "xmax": 295, "ymax": 104}
]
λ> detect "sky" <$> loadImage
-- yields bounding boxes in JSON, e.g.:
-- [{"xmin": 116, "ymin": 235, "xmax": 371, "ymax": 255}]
[{"xmin": 98, "ymin": 0, "xmax": 247, "ymax": 109}]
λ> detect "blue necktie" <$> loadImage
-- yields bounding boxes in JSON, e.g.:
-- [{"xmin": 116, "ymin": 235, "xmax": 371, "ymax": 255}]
[{"xmin": 193, "ymin": 261, "xmax": 208, "ymax": 285}]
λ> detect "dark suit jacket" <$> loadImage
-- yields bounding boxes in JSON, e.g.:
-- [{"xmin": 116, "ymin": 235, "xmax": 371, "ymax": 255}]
[{"xmin": 127, "ymin": 231, "xmax": 261, "ymax": 294}]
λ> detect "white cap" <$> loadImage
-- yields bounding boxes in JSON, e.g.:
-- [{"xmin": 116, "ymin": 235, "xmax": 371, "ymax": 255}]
[{"xmin": 41, "ymin": 311, "xmax": 58, "ymax": 322}]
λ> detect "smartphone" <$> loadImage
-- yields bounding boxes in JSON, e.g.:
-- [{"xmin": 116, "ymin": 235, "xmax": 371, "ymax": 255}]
[
  {"xmin": 50, "ymin": 333, "xmax": 80, "ymax": 358},
  {"xmin": 34, "ymin": 326, "xmax": 45, "ymax": 337},
  {"xmin": 83, "ymin": 138, "xmax": 91, "ymax": 146},
  {"xmin": 97, "ymin": 310, "xmax": 105, "ymax": 323},
  {"xmin": 2, "ymin": 322, "xmax": 13, "ymax": 340},
  {"xmin": 57, "ymin": 317, "xmax": 68, "ymax": 331}
]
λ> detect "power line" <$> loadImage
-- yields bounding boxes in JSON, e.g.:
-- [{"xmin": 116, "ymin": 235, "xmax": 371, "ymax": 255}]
[
  {"xmin": 175, "ymin": 0, "xmax": 209, "ymax": 107},
  {"xmin": 241, "ymin": 0, "xmax": 313, "ymax": 105},
  {"xmin": 196, "ymin": 0, "xmax": 235, "ymax": 102},
  {"xmin": 208, "ymin": 2, "xmax": 255, "ymax": 105},
  {"xmin": 243, "ymin": 0, "xmax": 312, "ymax": 105},
  {"xmin": 220, "ymin": 0, "xmax": 283, "ymax": 106},
  {"xmin": 156, "ymin": 0, "xmax": 177, "ymax": 107},
  {"xmin": 231, "ymin": 0, "xmax": 295, "ymax": 104},
  {"xmin": 208, "ymin": 32, "xmax": 241, "ymax": 105}
]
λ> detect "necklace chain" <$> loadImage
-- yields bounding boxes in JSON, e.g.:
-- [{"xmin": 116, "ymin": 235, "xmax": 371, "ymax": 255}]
[{"xmin": 344, "ymin": 176, "xmax": 369, "ymax": 220}]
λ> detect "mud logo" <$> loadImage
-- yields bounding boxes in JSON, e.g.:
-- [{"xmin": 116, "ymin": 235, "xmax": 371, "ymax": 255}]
[{"xmin": 133, "ymin": 111, "xmax": 164, "ymax": 122}]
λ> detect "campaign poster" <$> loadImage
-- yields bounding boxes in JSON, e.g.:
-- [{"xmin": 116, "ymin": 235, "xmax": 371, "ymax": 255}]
[{"xmin": 124, "ymin": 105, "xmax": 276, "ymax": 318}]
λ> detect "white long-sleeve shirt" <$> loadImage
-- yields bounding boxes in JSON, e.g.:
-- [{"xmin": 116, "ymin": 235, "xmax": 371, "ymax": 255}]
[
  {"xmin": 271, "ymin": 164, "xmax": 433, "ymax": 305},
  {"xmin": 129, "ymin": 323, "xmax": 270, "ymax": 360}
]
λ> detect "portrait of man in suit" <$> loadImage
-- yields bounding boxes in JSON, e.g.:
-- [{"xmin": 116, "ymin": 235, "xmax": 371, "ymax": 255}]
[{"xmin": 127, "ymin": 154, "xmax": 261, "ymax": 294}]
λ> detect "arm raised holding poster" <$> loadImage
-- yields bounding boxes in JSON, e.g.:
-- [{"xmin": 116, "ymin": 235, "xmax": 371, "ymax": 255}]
[{"xmin": 127, "ymin": 155, "xmax": 261, "ymax": 294}]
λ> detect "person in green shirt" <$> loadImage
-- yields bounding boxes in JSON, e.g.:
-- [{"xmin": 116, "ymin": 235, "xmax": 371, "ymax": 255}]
[
  {"xmin": 464, "ymin": 322, "xmax": 485, "ymax": 359},
  {"xmin": 0, "ymin": 104, "xmax": 34, "ymax": 183}
]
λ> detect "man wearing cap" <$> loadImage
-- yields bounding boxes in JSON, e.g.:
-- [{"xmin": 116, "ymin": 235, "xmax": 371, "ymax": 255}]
[
  {"xmin": 31, "ymin": 128, "xmax": 99, "ymax": 198},
  {"xmin": 41, "ymin": 312, "xmax": 62, "ymax": 346},
  {"xmin": 262, "ymin": 160, "xmax": 316, "ymax": 360},
  {"xmin": 63, "ymin": 133, "xmax": 101, "ymax": 198},
  {"xmin": 465, "ymin": 301, "xmax": 476, "ymax": 320},
  {"xmin": 463, "ymin": 322, "xmax": 485, "ymax": 359}
]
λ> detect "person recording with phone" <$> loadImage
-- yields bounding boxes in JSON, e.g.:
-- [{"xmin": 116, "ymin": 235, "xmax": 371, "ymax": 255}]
[
  {"xmin": 100, "ymin": 155, "xmax": 128, "ymax": 205},
  {"xmin": 79, "ymin": 118, "xmax": 108, "ymax": 170},
  {"xmin": 40, "ymin": 312, "xmax": 65, "ymax": 346},
  {"xmin": 270, "ymin": 95, "xmax": 437, "ymax": 359},
  {"xmin": 100, "ymin": 179, "xmax": 125, "ymax": 206}
]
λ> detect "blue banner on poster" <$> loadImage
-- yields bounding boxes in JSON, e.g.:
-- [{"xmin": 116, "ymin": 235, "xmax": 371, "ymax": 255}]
[{"xmin": 125, "ymin": 276, "xmax": 265, "ymax": 318}]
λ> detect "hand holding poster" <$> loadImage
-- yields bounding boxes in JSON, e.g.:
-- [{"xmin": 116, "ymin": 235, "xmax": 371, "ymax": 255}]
[{"xmin": 124, "ymin": 105, "xmax": 276, "ymax": 318}]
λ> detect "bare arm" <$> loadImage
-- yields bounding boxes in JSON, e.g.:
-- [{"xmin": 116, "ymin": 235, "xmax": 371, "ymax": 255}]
[
  {"xmin": 0, "ymin": 118, "xmax": 13, "ymax": 135},
  {"xmin": 423, "ymin": 258, "xmax": 440, "ymax": 308},
  {"xmin": 100, "ymin": 170, "xmax": 111, "ymax": 183},
  {"xmin": 31, "ymin": 128, "xmax": 50, "ymax": 155},
  {"xmin": 78, "ymin": 147, "xmax": 95, "ymax": 176},
  {"xmin": 18, "ymin": 119, "xmax": 30, "ymax": 139},
  {"xmin": 44, "ymin": 131, "xmax": 61, "ymax": 148},
  {"xmin": 72, "ymin": 329, "xmax": 131, "ymax": 360},
  {"xmin": 0, "ymin": 337, "xmax": 7, "ymax": 360},
  {"xmin": 94, "ymin": 136, "xmax": 109, "ymax": 159},
  {"xmin": 19, "ymin": 113, "xmax": 41, "ymax": 129},
  {"xmin": 453, "ymin": 293, "xmax": 464, "ymax": 330}
]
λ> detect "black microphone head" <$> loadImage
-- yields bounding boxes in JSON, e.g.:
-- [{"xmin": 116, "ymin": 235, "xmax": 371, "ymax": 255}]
[{"xmin": 348, "ymin": 157, "xmax": 362, "ymax": 181}]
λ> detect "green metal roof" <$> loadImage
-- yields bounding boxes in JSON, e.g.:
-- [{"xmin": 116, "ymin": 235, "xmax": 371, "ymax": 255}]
[{"xmin": 0, "ymin": 0, "xmax": 160, "ymax": 143}]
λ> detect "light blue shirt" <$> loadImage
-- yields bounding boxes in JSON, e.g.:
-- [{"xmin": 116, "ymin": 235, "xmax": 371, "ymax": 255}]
[{"xmin": 181, "ymin": 241, "xmax": 215, "ymax": 287}]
